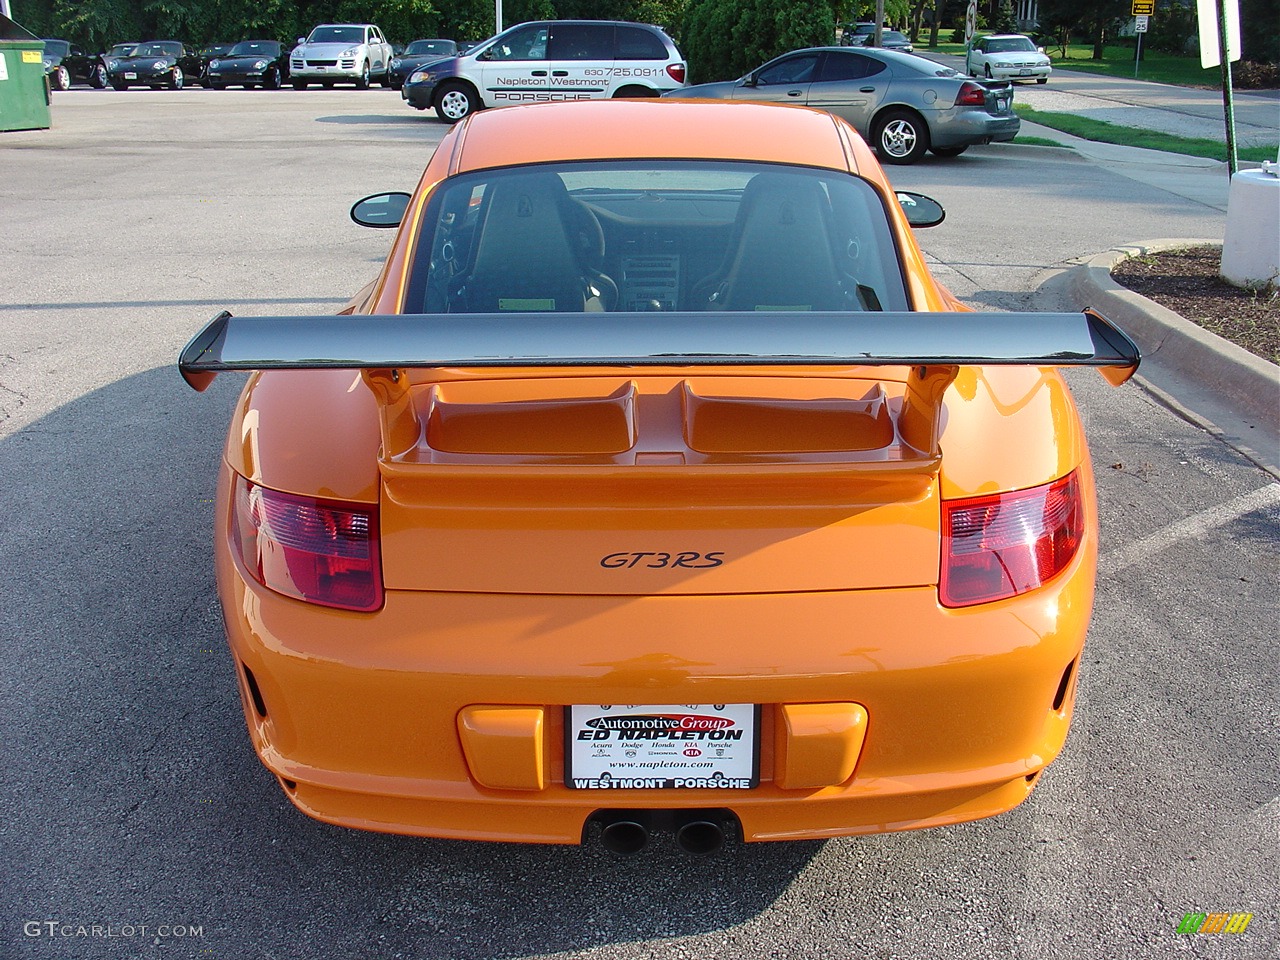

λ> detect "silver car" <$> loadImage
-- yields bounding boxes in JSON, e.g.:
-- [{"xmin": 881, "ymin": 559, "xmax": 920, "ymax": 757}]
[{"xmin": 665, "ymin": 46, "xmax": 1018, "ymax": 164}]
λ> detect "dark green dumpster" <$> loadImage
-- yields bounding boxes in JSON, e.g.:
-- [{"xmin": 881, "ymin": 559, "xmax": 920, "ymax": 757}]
[{"xmin": 0, "ymin": 14, "xmax": 51, "ymax": 132}]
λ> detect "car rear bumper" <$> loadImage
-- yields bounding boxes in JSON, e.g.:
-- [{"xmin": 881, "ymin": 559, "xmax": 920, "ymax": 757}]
[
  {"xmin": 215, "ymin": 463, "xmax": 1095, "ymax": 844},
  {"xmin": 931, "ymin": 112, "xmax": 1021, "ymax": 148}
]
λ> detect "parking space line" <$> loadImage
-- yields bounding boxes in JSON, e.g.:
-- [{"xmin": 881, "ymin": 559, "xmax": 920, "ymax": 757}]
[{"xmin": 1101, "ymin": 483, "xmax": 1280, "ymax": 576}]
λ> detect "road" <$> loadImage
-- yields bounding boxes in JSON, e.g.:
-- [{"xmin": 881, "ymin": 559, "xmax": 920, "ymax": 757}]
[
  {"xmin": 1, "ymin": 89, "xmax": 1276, "ymax": 960},
  {"xmin": 921, "ymin": 51, "xmax": 1280, "ymax": 148}
]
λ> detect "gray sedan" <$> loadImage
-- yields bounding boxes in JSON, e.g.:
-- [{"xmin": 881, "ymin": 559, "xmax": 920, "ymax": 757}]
[{"xmin": 665, "ymin": 46, "xmax": 1018, "ymax": 164}]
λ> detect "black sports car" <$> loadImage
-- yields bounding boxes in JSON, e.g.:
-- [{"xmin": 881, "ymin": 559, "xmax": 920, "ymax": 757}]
[
  {"xmin": 107, "ymin": 40, "xmax": 200, "ymax": 90},
  {"xmin": 387, "ymin": 38, "xmax": 457, "ymax": 89},
  {"xmin": 192, "ymin": 43, "xmax": 235, "ymax": 86},
  {"xmin": 42, "ymin": 39, "xmax": 108, "ymax": 90},
  {"xmin": 206, "ymin": 40, "xmax": 289, "ymax": 89}
]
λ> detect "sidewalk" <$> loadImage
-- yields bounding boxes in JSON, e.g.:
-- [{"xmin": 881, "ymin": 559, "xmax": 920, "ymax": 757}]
[{"xmin": 1015, "ymin": 120, "xmax": 1233, "ymax": 209}]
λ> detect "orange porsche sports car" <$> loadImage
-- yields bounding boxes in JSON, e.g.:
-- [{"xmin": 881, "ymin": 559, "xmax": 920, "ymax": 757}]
[{"xmin": 180, "ymin": 99, "xmax": 1138, "ymax": 853}]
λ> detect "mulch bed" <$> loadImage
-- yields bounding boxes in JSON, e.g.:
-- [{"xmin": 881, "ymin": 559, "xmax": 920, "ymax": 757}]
[{"xmin": 1110, "ymin": 245, "xmax": 1279, "ymax": 365}]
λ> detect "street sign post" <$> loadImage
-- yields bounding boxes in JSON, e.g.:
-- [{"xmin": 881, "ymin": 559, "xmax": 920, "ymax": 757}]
[
  {"xmin": 1131, "ymin": 6, "xmax": 1151, "ymax": 78},
  {"xmin": 1198, "ymin": 0, "xmax": 1242, "ymax": 173}
]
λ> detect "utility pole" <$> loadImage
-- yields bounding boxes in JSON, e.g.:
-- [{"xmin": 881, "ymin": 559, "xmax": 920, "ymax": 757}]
[{"xmin": 875, "ymin": 0, "xmax": 885, "ymax": 46}]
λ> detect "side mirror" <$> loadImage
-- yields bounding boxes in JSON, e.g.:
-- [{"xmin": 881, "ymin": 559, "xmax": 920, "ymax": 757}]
[
  {"xmin": 742, "ymin": 72, "xmax": 758, "ymax": 87},
  {"xmin": 296, "ymin": 37, "xmax": 305, "ymax": 45},
  {"xmin": 351, "ymin": 192, "xmax": 411, "ymax": 228},
  {"xmin": 895, "ymin": 191, "xmax": 945, "ymax": 228}
]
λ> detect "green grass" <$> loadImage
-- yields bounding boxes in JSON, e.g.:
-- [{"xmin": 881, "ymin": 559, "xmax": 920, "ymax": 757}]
[
  {"xmin": 1012, "ymin": 135, "xmax": 1067, "ymax": 147},
  {"xmin": 1043, "ymin": 43, "xmax": 1223, "ymax": 87},
  {"xmin": 1014, "ymin": 103, "xmax": 1279, "ymax": 162}
]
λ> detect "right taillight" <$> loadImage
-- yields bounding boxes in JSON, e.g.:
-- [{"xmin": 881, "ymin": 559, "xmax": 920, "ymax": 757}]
[
  {"xmin": 955, "ymin": 81, "xmax": 988, "ymax": 107},
  {"xmin": 231, "ymin": 474, "xmax": 383, "ymax": 612},
  {"xmin": 940, "ymin": 472, "xmax": 1084, "ymax": 608},
  {"xmin": 666, "ymin": 63, "xmax": 686, "ymax": 83}
]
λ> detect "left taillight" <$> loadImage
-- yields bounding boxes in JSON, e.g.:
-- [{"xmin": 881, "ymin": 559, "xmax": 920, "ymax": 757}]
[
  {"xmin": 940, "ymin": 472, "xmax": 1085, "ymax": 609},
  {"xmin": 954, "ymin": 80, "xmax": 988, "ymax": 107},
  {"xmin": 231, "ymin": 474, "xmax": 383, "ymax": 612}
]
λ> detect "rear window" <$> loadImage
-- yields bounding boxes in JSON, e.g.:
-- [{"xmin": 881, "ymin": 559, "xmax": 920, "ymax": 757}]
[
  {"xmin": 820, "ymin": 51, "xmax": 886, "ymax": 81},
  {"xmin": 547, "ymin": 24, "xmax": 615, "ymax": 61},
  {"xmin": 615, "ymin": 25, "xmax": 668, "ymax": 60},
  {"xmin": 404, "ymin": 161, "xmax": 909, "ymax": 315}
]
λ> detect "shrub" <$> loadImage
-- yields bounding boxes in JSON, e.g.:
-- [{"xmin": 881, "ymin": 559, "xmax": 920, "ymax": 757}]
[{"xmin": 1233, "ymin": 59, "xmax": 1280, "ymax": 88}]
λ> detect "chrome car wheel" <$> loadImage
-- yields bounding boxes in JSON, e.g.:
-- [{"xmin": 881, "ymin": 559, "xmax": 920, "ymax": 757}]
[
  {"xmin": 53, "ymin": 66, "xmax": 71, "ymax": 91},
  {"xmin": 91, "ymin": 64, "xmax": 108, "ymax": 88},
  {"xmin": 874, "ymin": 111, "xmax": 929, "ymax": 165},
  {"xmin": 355, "ymin": 62, "xmax": 370, "ymax": 89},
  {"xmin": 170, "ymin": 66, "xmax": 184, "ymax": 90}
]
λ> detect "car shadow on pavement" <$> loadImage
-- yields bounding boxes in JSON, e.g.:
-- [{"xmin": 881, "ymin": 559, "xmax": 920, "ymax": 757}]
[
  {"xmin": 0, "ymin": 365, "xmax": 828, "ymax": 960},
  {"xmin": 316, "ymin": 113, "xmax": 436, "ymax": 126}
]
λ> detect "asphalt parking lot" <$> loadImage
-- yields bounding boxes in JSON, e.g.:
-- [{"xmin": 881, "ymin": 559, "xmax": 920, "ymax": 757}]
[{"xmin": 2, "ymin": 89, "xmax": 1277, "ymax": 960}]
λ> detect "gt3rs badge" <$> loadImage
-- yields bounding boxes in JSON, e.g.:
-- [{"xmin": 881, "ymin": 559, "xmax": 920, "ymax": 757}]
[{"xmin": 599, "ymin": 551, "xmax": 725, "ymax": 569}]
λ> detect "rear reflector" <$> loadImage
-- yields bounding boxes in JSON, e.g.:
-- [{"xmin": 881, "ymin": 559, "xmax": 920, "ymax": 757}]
[
  {"xmin": 231, "ymin": 475, "xmax": 383, "ymax": 612},
  {"xmin": 955, "ymin": 81, "xmax": 987, "ymax": 107},
  {"xmin": 940, "ymin": 472, "xmax": 1083, "ymax": 608}
]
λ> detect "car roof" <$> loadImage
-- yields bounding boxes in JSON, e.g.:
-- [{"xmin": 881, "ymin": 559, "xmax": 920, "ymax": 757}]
[{"xmin": 450, "ymin": 100, "xmax": 869, "ymax": 178}]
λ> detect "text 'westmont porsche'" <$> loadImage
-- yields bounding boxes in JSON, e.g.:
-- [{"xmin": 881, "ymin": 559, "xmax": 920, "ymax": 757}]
[{"xmin": 179, "ymin": 99, "xmax": 1138, "ymax": 852}]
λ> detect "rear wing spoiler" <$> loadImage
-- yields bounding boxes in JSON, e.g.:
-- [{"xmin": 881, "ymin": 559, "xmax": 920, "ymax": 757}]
[{"xmin": 178, "ymin": 309, "xmax": 1139, "ymax": 390}]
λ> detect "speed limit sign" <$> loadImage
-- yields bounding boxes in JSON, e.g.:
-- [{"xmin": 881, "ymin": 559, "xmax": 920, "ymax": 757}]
[{"xmin": 1135, "ymin": 14, "xmax": 1150, "ymax": 32}]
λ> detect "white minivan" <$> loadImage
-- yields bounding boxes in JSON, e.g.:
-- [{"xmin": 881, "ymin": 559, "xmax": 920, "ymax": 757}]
[{"xmin": 402, "ymin": 20, "xmax": 687, "ymax": 122}]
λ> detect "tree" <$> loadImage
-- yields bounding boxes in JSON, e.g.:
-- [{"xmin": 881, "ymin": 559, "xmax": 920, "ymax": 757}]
[
  {"xmin": 1036, "ymin": 0, "xmax": 1127, "ymax": 59},
  {"xmin": 990, "ymin": 0, "xmax": 1015, "ymax": 34},
  {"xmin": 681, "ymin": 0, "xmax": 839, "ymax": 83}
]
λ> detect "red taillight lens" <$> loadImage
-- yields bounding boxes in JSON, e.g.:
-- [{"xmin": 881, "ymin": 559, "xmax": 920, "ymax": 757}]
[
  {"xmin": 231, "ymin": 475, "xmax": 383, "ymax": 612},
  {"xmin": 955, "ymin": 81, "xmax": 987, "ymax": 107},
  {"xmin": 940, "ymin": 472, "xmax": 1084, "ymax": 608},
  {"xmin": 666, "ymin": 63, "xmax": 686, "ymax": 83}
]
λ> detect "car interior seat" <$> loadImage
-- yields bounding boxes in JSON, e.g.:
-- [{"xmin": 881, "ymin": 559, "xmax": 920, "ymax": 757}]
[
  {"xmin": 696, "ymin": 172, "xmax": 856, "ymax": 312},
  {"xmin": 454, "ymin": 171, "xmax": 614, "ymax": 312}
]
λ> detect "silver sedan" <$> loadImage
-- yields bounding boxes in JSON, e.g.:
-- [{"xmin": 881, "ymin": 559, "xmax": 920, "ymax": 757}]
[{"xmin": 665, "ymin": 46, "xmax": 1019, "ymax": 164}]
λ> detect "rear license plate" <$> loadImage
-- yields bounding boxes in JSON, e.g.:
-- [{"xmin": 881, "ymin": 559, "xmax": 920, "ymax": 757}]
[
  {"xmin": 124, "ymin": 72, "xmax": 137, "ymax": 79},
  {"xmin": 565, "ymin": 704, "xmax": 759, "ymax": 789}
]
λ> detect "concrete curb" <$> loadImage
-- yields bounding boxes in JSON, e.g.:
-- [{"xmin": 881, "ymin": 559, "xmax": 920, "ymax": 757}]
[
  {"xmin": 1070, "ymin": 239, "xmax": 1280, "ymax": 476},
  {"xmin": 1067, "ymin": 239, "xmax": 1279, "ymax": 472}
]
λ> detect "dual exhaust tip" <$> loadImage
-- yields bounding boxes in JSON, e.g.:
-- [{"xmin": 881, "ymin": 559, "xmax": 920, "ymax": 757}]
[{"xmin": 593, "ymin": 809, "xmax": 733, "ymax": 855}]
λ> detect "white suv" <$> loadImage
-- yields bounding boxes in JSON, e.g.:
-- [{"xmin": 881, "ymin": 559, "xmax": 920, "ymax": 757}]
[
  {"xmin": 402, "ymin": 20, "xmax": 687, "ymax": 122},
  {"xmin": 291, "ymin": 24, "xmax": 393, "ymax": 89}
]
